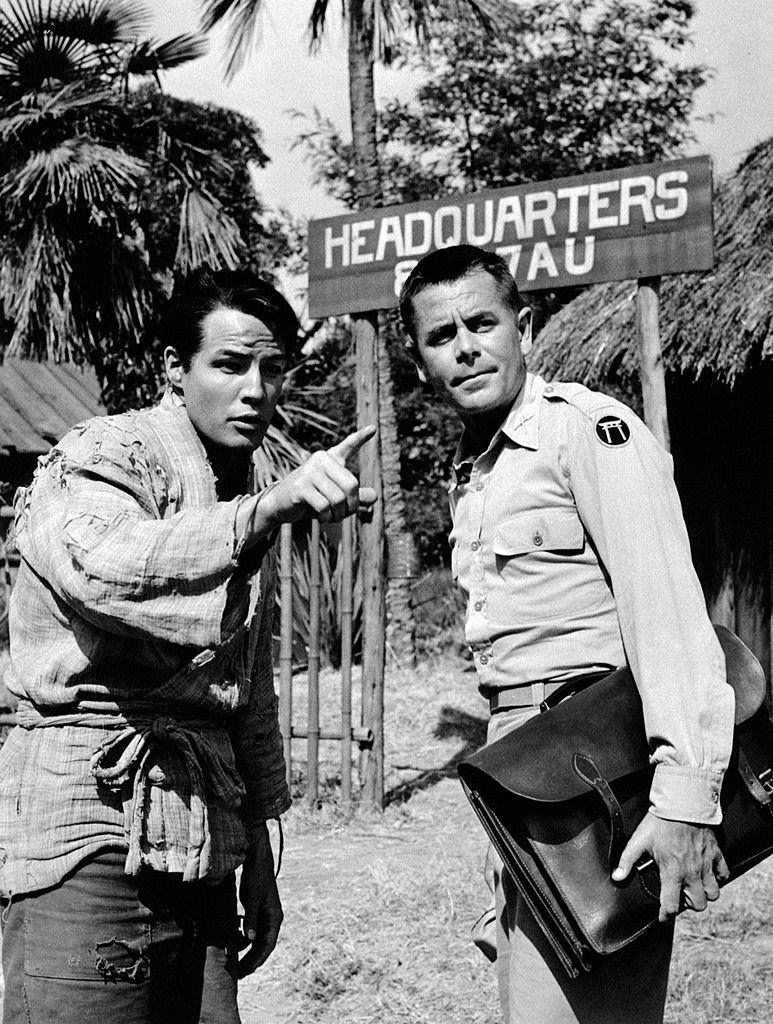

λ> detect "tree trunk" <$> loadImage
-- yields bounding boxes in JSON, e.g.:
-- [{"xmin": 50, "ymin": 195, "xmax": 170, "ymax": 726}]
[
  {"xmin": 636, "ymin": 277, "xmax": 670, "ymax": 451},
  {"xmin": 379, "ymin": 328, "xmax": 416, "ymax": 665},
  {"xmin": 348, "ymin": 1, "xmax": 416, "ymax": 671},
  {"xmin": 354, "ymin": 310, "xmax": 386, "ymax": 810},
  {"xmin": 348, "ymin": 2, "xmax": 417, "ymax": 809},
  {"xmin": 348, "ymin": 2, "xmax": 385, "ymax": 809}
]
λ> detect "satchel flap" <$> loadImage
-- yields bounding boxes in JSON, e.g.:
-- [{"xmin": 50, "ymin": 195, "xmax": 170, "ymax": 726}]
[
  {"xmin": 459, "ymin": 666, "xmax": 651, "ymax": 804},
  {"xmin": 715, "ymin": 625, "xmax": 767, "ymax": 725},
  {"xmin": 493, "ymin": 510, "xmax": 584, "ymax": 556},
  {"xmin": 458, "ymin": 627, "xmax": 768, "ymax": 804}
]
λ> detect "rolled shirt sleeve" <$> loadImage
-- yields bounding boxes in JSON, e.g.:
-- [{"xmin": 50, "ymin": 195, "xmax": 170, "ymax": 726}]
[
  {"xmin": 14, "ymin": 417, "xmax": 249, "ymax": 649},
  {"xmin": 561, "ymin": 399, "xmax": 735, "ymax": 825}
]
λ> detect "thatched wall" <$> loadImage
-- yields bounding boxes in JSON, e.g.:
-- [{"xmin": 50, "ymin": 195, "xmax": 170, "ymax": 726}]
[{"xmin": 529, "ymin": 138, "xmax": 773, "ymax": 390}]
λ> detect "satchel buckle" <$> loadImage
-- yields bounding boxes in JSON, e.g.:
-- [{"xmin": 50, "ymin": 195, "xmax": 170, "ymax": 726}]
[{"xmin": 759, "ymin": 768, "xmax": 773, "ymax": 796}]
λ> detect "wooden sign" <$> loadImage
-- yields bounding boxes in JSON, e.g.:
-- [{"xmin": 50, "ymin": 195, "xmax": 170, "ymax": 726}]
[{"xmin": 308, "ymin": 156, "xmax": 713, "ymax": 317}]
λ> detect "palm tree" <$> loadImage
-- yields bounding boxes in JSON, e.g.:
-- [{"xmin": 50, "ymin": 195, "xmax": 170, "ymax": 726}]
[
  {"xmin": 0, "ymin": 0, "xmax": 234, "ymax": 360},
  {"xmin": 199, "ymin": 0, "xmax": 497, "ymax": 805}
]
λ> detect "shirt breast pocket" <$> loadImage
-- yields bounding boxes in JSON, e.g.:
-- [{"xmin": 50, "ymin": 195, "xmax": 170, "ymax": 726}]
[{"xmin": 492, "ymin": 509, "xmax": 587, "ymax": 622}]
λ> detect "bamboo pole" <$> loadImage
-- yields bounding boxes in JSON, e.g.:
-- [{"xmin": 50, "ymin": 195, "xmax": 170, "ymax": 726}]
[
  {"xmin": 290, "ymin": 725, "xmax": 373, "ymax": 744},
  {"xmin": 307, "ymin": 519, "xmax": 322, "ymax": 806},
  {"xmin": 279, "ymin": 523, "xmax": 294, "ymax": 791},
  {"xmin": 340, "ymin": 515, "xmax": 354, "ymax": 805},
  {"xmin": 636, "ymin": 277, "xmax": 670, "ymax": 451}
]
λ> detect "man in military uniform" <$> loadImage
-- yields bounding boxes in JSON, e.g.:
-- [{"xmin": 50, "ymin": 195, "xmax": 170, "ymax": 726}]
[{"xmin": 398, "ymin": 245, "xmax": 734, "ymax": 1024}]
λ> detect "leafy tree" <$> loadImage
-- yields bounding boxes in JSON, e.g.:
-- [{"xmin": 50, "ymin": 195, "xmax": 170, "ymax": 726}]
[
  {"xmin": 303, "ymin": 0, "xmax": 708, "ymax": 205},
  {"xmin": 298, "ymin": 0, "xmax": 710, "ymax": 563}
]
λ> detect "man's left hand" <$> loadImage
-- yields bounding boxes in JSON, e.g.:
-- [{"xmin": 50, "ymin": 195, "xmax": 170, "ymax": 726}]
[
  {"xmin": 612, "ymin": 811, "xmax": 729, "ymax": 923},
  {"xmin": 237, "ymin": 824, "xmax": 283, "ymax": 978}
]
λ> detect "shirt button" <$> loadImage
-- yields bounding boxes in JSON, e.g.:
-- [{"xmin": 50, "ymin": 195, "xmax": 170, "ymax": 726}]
[
  {"xmin": 479, "ymin": 654, "xmax": 489, "ymax": 665},
  {"xmin": 475, "ymin": 482, "xmax": 484, "ymax": 492},
  {"xmin": 474, "ymin": 601, "xmax": 484, "ymax": 611},
  {"xmin": 711, "ymin": 791, "xmax": 719, "ymax": 803},
  {"xmin": 545, "ymin": 384, "xmax": 554, "ymax": 394},
  {"xmin": 471, "ymin": 540, "xmax": 481, "ymax": 551},
  {"xmin": 533, "ymin": 531, "xmax": 544, "ymax": 546}
]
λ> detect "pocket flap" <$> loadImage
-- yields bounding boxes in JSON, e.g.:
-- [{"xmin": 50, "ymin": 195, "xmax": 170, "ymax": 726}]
[{"xmin": 493, "ymin": 511, "xmax": 584, "ymax": 556}]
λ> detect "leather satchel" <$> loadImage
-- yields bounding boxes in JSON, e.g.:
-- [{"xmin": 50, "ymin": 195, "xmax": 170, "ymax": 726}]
[{"xmin": 457, "ymin": 626, "xmax": 773, "ymax": 978}]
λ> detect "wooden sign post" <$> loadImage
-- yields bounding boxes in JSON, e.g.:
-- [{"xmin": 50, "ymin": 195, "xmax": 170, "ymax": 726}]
[
  {"xmin": 354, "ymin": 312, "xmax": 386, "ymax": 812},
  {"xmin": 636, "ymin": 277, "xmax": 671, "ymax": 451}
]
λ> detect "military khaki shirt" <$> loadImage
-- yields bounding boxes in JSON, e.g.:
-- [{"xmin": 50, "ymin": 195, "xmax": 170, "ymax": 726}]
[{"xmin": 450, "ymin": 372, "xmax": 734, "ymax": 825}]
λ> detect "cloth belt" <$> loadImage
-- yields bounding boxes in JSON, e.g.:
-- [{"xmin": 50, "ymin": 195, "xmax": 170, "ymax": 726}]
[
  {"xmin": 15, "ymin": 699, "xmax": 244, "ymax": 882},
  {"xmin": 488, "ymin": 672, "xmax": 609, "ymax": 715}
]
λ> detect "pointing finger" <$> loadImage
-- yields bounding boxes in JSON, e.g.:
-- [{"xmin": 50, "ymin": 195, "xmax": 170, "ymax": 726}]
[
  {"xmin": 358, "ymin": 487, "xmax": 377, "ymax": 508},
  {"xmin": 329, "ymin": 425, "xmax": 377, "ymax": 466}
]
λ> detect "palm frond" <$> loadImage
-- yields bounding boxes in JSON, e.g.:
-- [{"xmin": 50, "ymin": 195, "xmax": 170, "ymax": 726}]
[
  {"xmin": 1, "ymin": 216, "xmax": 155, "ymax": 360},
  {"xmin": 1, "ymin": 221, "xmax": 77, "ymax": 360},
  {"xmin": 199, "ymin": 0, "xmax": 265, "ymax": 82},
  {"xmin": 275, "ymin": 401, "xmax": 338, "ymax": 440},
  {"xmin": 175, "ymin": 184, "xmax": 244, "ymax": 272},
  {"xmin": 124, "ymin": 32, "xmax": 208, "ymax": 76},
  {"xmin": 308, "ymin": 0, "xmax": 332, "ymax": 49},
  {"xmin": 252, "ymin": 421, "xmax": 308, "ymax": 489},
  {"xmin": 0, "ymin": 83, "xmax": 115, "ymax": 139},
  {"xmin": 0, "ymin": 0, "xmax": 152, "ymax": 94},
  {"xmin": 47, "ymin": 0, "xmax": 151, "ymax": 45},
  {"xmin": 1, "ymin": 137, "xmax": 146, "ymax": 214}
]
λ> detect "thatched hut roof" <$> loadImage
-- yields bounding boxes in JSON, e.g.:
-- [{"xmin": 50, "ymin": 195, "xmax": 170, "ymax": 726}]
[{"xmin": 529, "ymin": 138, "xmax": 773, "ymax": 389}]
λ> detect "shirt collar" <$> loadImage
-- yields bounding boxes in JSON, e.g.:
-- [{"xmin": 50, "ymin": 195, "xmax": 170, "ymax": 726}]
[{"xmin": 452, "ymin": 372, "xmax": 545, "ymax": 470}]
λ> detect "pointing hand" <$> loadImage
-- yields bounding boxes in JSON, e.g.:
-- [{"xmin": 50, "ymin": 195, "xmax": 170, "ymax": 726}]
[{"xmin": 260, "ymin": 425, "xmax": 377, "ymax": 526}]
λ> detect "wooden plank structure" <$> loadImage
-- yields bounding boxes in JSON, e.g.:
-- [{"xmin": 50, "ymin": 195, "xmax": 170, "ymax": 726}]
[
  {"xmin": 0, "ymin": 360, "xmax": 105, "ymax": 641},
  {"xmin": 278, "ymin": 516, "xmax": 375, "ymax": 805}
]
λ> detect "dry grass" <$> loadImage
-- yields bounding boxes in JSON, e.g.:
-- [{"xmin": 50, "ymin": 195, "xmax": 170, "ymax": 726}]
[{"xmin": 667, "ymin": 860, "xmax": 773, "ymax": 1024}]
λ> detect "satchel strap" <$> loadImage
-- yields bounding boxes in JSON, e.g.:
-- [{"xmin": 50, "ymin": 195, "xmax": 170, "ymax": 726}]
[
  {"xmin": 538, "ymin": 672, "xmax": 608, "ymax": 713},
  {"xmin": 737, "ymin": 749, "xmax": 773, "ymax": 817},
  {"xmin": 572, "ymin": 753, "xmax": 627, "ymax": 871}
]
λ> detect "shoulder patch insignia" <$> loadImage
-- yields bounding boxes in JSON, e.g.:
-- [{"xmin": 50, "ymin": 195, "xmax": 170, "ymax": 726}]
[{"xmin": 595, "ymin": 415, "xmax": 631, "ymax": 447}]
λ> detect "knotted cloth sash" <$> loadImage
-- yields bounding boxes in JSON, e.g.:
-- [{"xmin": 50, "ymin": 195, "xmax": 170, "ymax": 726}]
[{"xmin": 16, "ymin": 699, "xmax": 245, "ymax": 882}]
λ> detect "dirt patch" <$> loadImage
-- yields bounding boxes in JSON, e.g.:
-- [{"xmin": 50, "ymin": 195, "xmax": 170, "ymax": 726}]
[{"xmin": 238, "ymin": 779, "xmax": 497, "ymax": 1023}]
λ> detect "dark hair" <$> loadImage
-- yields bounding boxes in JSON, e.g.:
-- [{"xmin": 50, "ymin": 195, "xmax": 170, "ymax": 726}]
[
  {"xmin": 398, "ymin": 245, "xmax": 523, "ymax": 341},
  {"xmin": 157, "ymin": 266, "xmax": 299, "ymax": 369}
]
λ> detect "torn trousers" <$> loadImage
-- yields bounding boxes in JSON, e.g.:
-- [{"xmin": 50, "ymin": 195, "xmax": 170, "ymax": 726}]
[
  {"xmin": 1, "ymin": 850, "xmax": 242, "ymax": 1024},
  {"xmin": 487, "ymin": 707, "xmax": 675, "ymax": 1024}
]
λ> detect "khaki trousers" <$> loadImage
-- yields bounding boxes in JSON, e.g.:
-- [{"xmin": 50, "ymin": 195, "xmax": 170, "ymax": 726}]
[{"xmin": 487, "ymin": 708, "xmax": 674, "ymax": 1024}]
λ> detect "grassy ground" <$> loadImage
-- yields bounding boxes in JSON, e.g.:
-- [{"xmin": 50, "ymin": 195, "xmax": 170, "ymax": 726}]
[{"xmin": 238, "ymin": 640, "xmax": 773, "ymax": 1024}]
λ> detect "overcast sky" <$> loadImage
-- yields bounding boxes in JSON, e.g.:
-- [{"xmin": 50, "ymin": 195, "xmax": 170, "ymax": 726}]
[{"xmin": 152, "ymin": 0, "xmax": 773, "ymax": 220}]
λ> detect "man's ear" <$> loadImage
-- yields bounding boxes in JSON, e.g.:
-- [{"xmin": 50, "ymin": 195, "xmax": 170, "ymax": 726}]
[
  {"xmin": 164, "ymin": 346, "xmax": 185, "ymax": 391},
  {"xmin": 406, "ymin": 342, "xmax": 427, "ymax": 383},
  {"xmin": 518, "ymin": 306, "xmax": 533, "ymax": 357}
]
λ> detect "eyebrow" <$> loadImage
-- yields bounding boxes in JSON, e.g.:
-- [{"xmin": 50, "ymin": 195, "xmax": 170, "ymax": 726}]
[
  {"xmin": 212, "ymin": 344, "xmax": 286, "ymax": 359},
  {"xmin": 422, "ymin": 308, "xmax": 495, "ymax": 346},
  {"xmin": 422, "ymin": 320, "xmax": 456, "ymax": 346}
]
